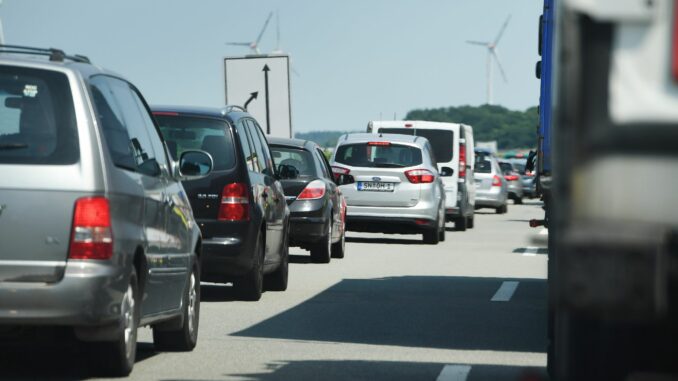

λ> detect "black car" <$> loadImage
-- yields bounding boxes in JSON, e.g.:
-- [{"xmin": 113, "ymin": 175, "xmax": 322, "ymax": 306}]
[
  {"xmin": 268, "ymin": 138, "xmax": 346, "ymax": 263},
  {"xmin": 153, "ymin": 106, "xmax": 290, "ymax": 301}
]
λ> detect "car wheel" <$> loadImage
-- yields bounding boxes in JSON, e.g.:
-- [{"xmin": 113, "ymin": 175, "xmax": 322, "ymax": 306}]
[
  {"xmin": 423, "ymin": 215, "xmax": 440, "ymax": 245},
  {"xmin": 467, "ymin": 215, "xmax": 475, "ymax": 229},
  {"xmin": 515, "ymin": 196, "xmax": 523, "ymax": 205},
  {"xmin": 153, "ymin": 258, "xmax": 200, "ymax": 351},
  {"xmin": 265, "ymin": 232, "xmax": 289, "ymax": 291},
  {"xmin": 311, "ymin": 221, "xmax": 332, "ymax": 263},
  {"xmin": 454, "ymin": 217, "xmax": 467, "ymax": 231},
  {"xmin": 234, "ymin": 234, "xmax": 264, "ymax": 301},
  {"xmin": 331, "ymin": 225, "xmax": 345, "ymax": 259},
  {"xmin": 94, "ymin": 268, "xmax": 139, "ymax": 377},
  {"xmin": 496, "ymin": 204, "xmax": 508, "ymax": 214}
]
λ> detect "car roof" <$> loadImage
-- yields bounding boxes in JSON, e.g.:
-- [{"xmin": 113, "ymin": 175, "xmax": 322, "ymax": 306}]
[
  {"xmin": 0, "ymin": 54, "xmax": 123, "ymax": 80},
  {"xmin": 338, "ymin": 133, "xmax": 426, "ymax": 147},
  {"xmin": 267, "ymin": 137, "xmax": 315, "ymax": 150},
  {"xmin": 369, "ymin": 120, "xmax": 468, "ymax": 131},
  {"xmin": 151, "ymin": 105, "xmax": 250, "ymax": 124}
]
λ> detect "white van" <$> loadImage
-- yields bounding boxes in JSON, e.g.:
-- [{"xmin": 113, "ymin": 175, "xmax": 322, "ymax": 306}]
[{"xmin": 367, "ymin": 121, "xmax": 475, "ymax": 230}]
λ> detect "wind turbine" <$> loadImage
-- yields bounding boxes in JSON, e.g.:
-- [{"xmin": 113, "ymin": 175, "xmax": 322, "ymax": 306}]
[
  {"xmin": 0, "ymin": 0, "xmax": 5, "ymax": 45},
  {"xmin": 225, "ymin": 11, "xmax": 273, "ymax": 54},
  {"xmin": 269, "ymin": 10, "xmax": 300, "ymax": 77},
  {"xmin": 466, "ymin": 15, "xmax": 511, "ymax": 105}
]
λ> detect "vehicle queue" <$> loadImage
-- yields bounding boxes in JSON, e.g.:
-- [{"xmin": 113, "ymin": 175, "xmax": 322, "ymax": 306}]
[{"xmin": 0, "ymin": 45, "xmax": 531, "ymax": 377}]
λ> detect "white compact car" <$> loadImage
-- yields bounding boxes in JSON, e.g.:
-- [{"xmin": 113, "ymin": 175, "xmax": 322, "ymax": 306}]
[
  {"xmin": 368, "ymin": 120, "xmax": 475, "ymax": 231},
  {"xmin": 330, "ymin": 133, "xmax": 445, "ymax": 244}
]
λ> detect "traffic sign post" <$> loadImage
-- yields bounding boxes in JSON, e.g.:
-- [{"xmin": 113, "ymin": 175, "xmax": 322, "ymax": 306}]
[{"xmin": 224, "ymin": 55, "xmax": 293, "ymax": 138}]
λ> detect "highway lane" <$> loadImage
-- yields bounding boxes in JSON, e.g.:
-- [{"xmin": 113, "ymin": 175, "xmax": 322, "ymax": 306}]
[{"xmin": 1, "ymin": 200, "xmax": 548, "ymax": 381}]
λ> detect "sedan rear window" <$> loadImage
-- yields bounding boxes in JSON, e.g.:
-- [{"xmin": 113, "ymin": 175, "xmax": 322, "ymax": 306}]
[
  {"xmin": 0, "ymin": 66, "xmax": 78, "ymax": 165},
  {"xmin": 334, "ymin": 143, "xmax": 422, "ymax": 168},
  {"xmin": 379, "ymin": 128, "xmax": 453, "ymax": 163},
  {"xmin": 475, "ymin": 152, "xmax": 493, "ymax": 174},
  {"xmin": 270, "ymin": 146, "xmax": 318, "ymax": 177},
  {"xmin": 155, "ymin": 115, "xmax": 235, "ymax": 171}
]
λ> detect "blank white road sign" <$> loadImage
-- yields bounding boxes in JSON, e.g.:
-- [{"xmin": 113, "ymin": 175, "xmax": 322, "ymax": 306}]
[{"xmin": 224, "ymin": 55, "xmax": 292, "ymax": 138}]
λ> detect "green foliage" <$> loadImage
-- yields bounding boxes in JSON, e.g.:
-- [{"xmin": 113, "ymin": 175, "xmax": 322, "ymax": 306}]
[{"xmin": 405, "ymin": 105, "xmax": 538, "ymax": 150}]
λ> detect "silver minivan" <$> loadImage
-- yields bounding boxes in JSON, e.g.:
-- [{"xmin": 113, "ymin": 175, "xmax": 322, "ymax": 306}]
[
  {"xmin": 331, "ymin": 133, "xmax": 445, "ymax": 244},
  {"xmin": 0, "ymin": 46, "xmax": 212, "ymax": 376}
]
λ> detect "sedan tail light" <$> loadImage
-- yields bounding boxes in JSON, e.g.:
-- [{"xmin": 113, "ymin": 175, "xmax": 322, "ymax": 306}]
[
  {"xmin": 297, "ymin": 180, "xmax": 326, "ymax": 200},
  {"xmin": 504, "ymin": 174, "xmax": 519, "ymax": 181},
  {"xmin": 405, "ymin": 169, "xmax": 435, "ymax": 184},
  {"xmin": 69, "ymin": 197, "xmax": 113, "ymax": 260},
  {"xmin": 492, "ymin": 175, "xmax": 502, "ymax": 187},
  {"xmin": 218, "ymin": 183, "xmax": 250, "ymax": 221}
]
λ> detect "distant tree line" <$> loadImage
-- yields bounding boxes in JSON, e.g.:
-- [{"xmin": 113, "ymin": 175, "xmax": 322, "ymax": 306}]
[
  {"xmin": 295, "ymin": 105, "xmax": 538, "ymax": 150},
  {"xmin": 406, "ymin": 105, "xmax": 538, "ymax": 150}
]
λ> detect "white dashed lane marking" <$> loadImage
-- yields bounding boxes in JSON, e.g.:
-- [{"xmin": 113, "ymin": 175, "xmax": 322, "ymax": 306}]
[
  {"xmin": 522, "ymin": 246, "xmax": 539, "ymax": 257},
  {"xmin": 491, "ymin": 281, "xmax": 519, "ymax": 302},
  {"xmin": 436, "ymin": 365, "xmax": 472, "ymax": 381}
]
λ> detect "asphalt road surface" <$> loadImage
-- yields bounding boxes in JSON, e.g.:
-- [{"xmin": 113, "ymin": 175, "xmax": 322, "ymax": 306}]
[{"xmin": 2, "ymin": 200, "xmax": 548, "ymax": 381}]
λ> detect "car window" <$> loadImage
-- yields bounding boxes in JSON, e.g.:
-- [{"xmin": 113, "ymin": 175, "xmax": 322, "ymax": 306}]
[
  {"xmin": 315, "ymin": 148, "xmax": 333, "ymax": 179},
  {"xmin": 129, "ymin": 89, "xmax": 170, "ymax": 173},
  {"xmin": 499, "ymin": 162, "xmax": 514, "ymax": 174},
  {"xmin": 234, "ymin": 119, "xmax": 258, "ymax": 173},
  {"xmin": 156, "ymin": 115, "xmax": 236, "ymax": 171},
  {"xmin": 334, "ymin": 143, "xmax": 422, "ymax": 168},
  {"xmin": 246, "ymin": 119, "xmax": 274, "ymax": 176},
  {"xmin": 270, "ymin": 146, "xmax": 317, "ymax": 177},
  {"xmin": 378, "ymin": 128, "xmax": 453, "ymax": 163},
  {"xmin": 475, "ymin": 152, "xmax": 493, "ymax": 174},
  {"xmin": 0, "ymin": 65, "xmax": 78, "ymax": 165},
  {"xmin": 91, "ymin": 76, "xmax": 160, "ymax": 177}
]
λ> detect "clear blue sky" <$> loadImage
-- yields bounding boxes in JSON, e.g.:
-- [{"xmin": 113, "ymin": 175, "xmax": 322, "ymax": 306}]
[{"xmin": 2, "ymin": 0, "xmax": 541, "ymax": 133}]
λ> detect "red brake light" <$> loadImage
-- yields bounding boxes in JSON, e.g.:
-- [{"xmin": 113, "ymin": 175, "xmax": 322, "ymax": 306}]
[
  {"xmin": 297, "ymin": 180, "xmax": 326, "ymax": 200},
  {"xmin": 367, "ymin": 141, "xmax": 391, "ymax": 146},
  {"xmin": 505, "ymin": 174, "xmax": 519, "ymax": 181},
  {"xmin": 332, "ymin": 166, "xmax": 350, "ymax": 181},
  {"xmin": 69, "ymin": 197, "xmax": 113, "ymax": 260},
  {"xmin": 152, "ymin": 111, "xmax": 179, "ymax": 116},
  {"xmin": 492, "ymin": 175, "xmax": 502, "ymax": 187},
  {"xmin": 218, "ymin": 183, "xmax": 250, "ymax": 221},
  {"xmin": 405, "ymin": 169, "xmax": 435, "ymax": 184},
  {"xmin": 459, "ymin": 143, "xmax": 467, "ymax": 179},
  {"xmin": 405, "ymin": 123, "xmax": 413, "ymax": 128}
]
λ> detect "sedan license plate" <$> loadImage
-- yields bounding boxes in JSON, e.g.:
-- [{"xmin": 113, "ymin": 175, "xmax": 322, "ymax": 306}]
[{"xmin": 358, "ymin": 181, "xmax": 395, "ymax": 192}]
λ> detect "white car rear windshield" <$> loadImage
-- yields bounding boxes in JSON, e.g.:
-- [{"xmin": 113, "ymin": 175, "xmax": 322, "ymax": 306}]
[
  {"xmin": 334, "ymin": 143, "xmax": 422, "ymax": 168},
  {"xmin": 378, "ymin": 128, "xmax": 453, "ymax": 163},
  {"xmin": 0, "ymin": 66, "xmax": 78, "ymax": 165}
]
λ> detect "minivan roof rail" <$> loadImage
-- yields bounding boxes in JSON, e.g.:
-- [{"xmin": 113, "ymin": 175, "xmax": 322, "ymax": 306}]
[
  {"xmin": 0, "ymin": 44, "xmax": 91, "ymax": 64},
  {"xmin": 222, "ymin": 105, "xmax": 246, "ymax": 114}
]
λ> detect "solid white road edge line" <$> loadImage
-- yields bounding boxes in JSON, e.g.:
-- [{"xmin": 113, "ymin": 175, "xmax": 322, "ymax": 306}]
[
  {"xmin": 491, "ymin": 281, "xmax": 519, "ymax": 302},
  {"xmin": 436, "ymin": 365, "xmax": 472, "ymax": 381},
  {"xmin": 522, "ymin": 246, "xmax": 539, "ymax": 257}
]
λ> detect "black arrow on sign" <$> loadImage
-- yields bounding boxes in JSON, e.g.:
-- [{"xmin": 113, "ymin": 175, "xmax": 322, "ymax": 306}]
[
  {"xmin": 262, "ymin": 64, "xmax": 271, "ymax": 134},
  {"xmin": 244, "ymin": 91, "xmax": 258, "ymax": 110}
]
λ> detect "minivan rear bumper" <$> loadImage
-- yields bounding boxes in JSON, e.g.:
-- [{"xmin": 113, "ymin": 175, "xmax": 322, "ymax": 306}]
[
  {"xmin": 0, "ymin": 262, "xmax": 125, "ymax": 326},
  {"xmin": 200, "ymin": 221, "xmax": 259, "ymax": 282}
]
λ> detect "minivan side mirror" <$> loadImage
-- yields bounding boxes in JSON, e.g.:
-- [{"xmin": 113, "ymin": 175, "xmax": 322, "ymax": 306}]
[
  {"xmin": 176, "ymin": 150, "xmax": 213, "ymax": 181},
  {"xmin": 440, "ymin": 167, "xmax": 454, "ymax": 177}
]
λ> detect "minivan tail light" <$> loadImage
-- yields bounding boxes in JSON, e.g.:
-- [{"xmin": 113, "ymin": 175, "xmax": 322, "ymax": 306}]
[
  {"xmin": 332, "ymin": 166, "xmax": 350, "ymax": 182},
  {"xmin": 218, "ymin": 183, "xmax": 250, "ymax": 221},
  {"xmin": 492, "ymin": 175, "xmax": 502, "ymax": 187},
  {"xmin": 405, "ymin": 169, "xmax": 435, "ymax": 184},
  {"xmin": 459, "ymin": 143, "xmax": 467, "ymax": 179},
  {"xmin": 69, "ymin": 197, "xmax": 113, "ymax": 260},
  {"xmin": 367, "ymin": 141, "xmax": 391, "ymax": 146},
  {"xmin": 297, "ymin": 180, "xmax": 326, "ymax": 200}
]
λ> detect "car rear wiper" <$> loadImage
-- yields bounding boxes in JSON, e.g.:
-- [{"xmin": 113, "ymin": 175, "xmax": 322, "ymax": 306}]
[
  {"xmin": 0, "ymin": 143, "xmax": 28, "ymax": 150},
  {"xmin": 373, "ymin": 163, "xmax": 405, "ymax": 168}
]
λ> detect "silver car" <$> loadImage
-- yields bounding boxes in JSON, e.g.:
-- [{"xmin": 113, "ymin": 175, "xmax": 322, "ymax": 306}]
[
  {"xmin": 498, "ymin": 160, "xmax": 524, "ymax": 204},
  {"xmin": 474, "ymin": 149, "xmax": 508, "ymax": 214},
  {"xmin": 0, "ymin": 46, "xmax": 212, "ymax": 376},
  {"xmin": 331, "ymin": 133, "xmax": 445, "ymax": 244}
]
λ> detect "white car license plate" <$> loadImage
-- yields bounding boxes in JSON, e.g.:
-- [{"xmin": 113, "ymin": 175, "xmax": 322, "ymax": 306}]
[{"xmin": 358, "ymin": 181, "xmax": 395, "ymax": 192}]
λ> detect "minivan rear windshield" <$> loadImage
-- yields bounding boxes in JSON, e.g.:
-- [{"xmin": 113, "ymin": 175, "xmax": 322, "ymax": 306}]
[
  {"xmin": 334, "ymin": 143, "xmax": 422, "ymax": 168},
  {"xmin": 379, "ymin": 128, "xmax": 453, "ymax": 163},
  {"xmin": 155, "ymin": 115, "xmax": 235, "ymax": 171},
  {"xmin": 0, "ymin": 66, "xmax": 78, "ymax": 165}
]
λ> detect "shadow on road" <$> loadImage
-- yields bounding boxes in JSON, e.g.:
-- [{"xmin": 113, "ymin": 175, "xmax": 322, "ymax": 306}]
[
  {"xmin": 201, "ymin": 284, "xmax": 240, "ymax": 302},
  {"xmin": 512, "ymin": 247, "xmax": 548, "ymax": 255},
  {"xmin": 289, "ymin": 254, "xmax": 311, "ymax": 264},
  {"xmin": 0, "ymin": 328, "xmax": 158, "ymax": 380},
  {"xmin": 345, "ymin": 236, "xmax": 424, "ymax": 245},
  {"xmin": 233, "ymin": 275, "xmax": 547, "ymax": 353}
]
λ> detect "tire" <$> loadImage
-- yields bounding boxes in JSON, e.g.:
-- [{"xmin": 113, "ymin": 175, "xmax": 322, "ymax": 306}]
[
  {"xmin": 311, "ymin": 221, "xmax": 332, "ymax": 263},
  {"xmin": 234, "ymin": 234, "xmax": 264, "ymax": 301},
  {"xmin": 438, "ymin": 222, "xmax": 446, "ymax": 242},
  {"xmin": 454, "ymin": 217, "xmax": 467, "ymax": 232},
  {"xmin": 265, "ymin": 233, "xmax": 289, "ymax": 291},
  {"xmin": 515, "ymin": 196, "xmax": 523, "ymax": 205},
  {"xmin": 496, "ymin": 204, "xmax": 508, "ymax": 214},
  {"xmin": 423, "ymin": 214, "xmax": 440, "ymax": 244},
  {"xmin": 153, "ymin": 258, "xmax": 200, "ymax": 351},
  {"xmin": 94, "ymin": 268, "xmax": 139, "ymax": 377},
  {"xmin": 331, "ymin": 225, "xmax": 345, "ymax": 259},
  {"xmin": 467, "ymin": 215, "xmax": 475, "ymax": 229}
]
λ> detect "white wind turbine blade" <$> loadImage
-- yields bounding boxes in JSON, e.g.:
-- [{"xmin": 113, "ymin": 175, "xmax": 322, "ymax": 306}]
[
  {"xmin": 255, "ymin": 11, "xmax": 274, "ymax": 47},
  {"xmin": 225, "ymin": 42, "xmax": 252, "ymax": 47},
  {"xmin": 492, "ymin": 49, "xmax": 508, "ymax": 83},
  {"xmin": 466, "ymin": 40, "xmax": 490, "ymax": 47},
  {"xmin": 493, "ymin": 15, "xmax": 512, "ymax": 46},
  {"xmin": 275, "ymin": 10, "xmax": 281, "ymax": 52}
]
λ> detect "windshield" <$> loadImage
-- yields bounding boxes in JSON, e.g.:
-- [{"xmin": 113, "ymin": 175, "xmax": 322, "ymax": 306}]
[
  {"xmin": 378, "ymin": 128, "xmax": 453, "ymax": 163},
  {"xmin": 498, "ymin": 162, "xmax": 514, "ymax": 174},
  {"xmin": 475, "ymin": 152, "xmax": 493, "ymax": 174},
  {"xmin": 334, "ymin": 142, "xmax": 422, "ymax": 168},
  {"xmin": 155, "ymin": 115, "xmax": 235, "ymax": 171},
  {"xmin": 0, "ymin": 66, "xmax": 78, "ymax": 165},
  {"xmin": 270, "ymin": 146, "xmax": 318, "ymax": 177}
]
